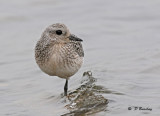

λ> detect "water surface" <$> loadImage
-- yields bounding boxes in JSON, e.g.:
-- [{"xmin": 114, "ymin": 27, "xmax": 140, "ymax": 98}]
[{"xmin": 0, "ymin": 0, "xmax": 160, "ymax": 116}]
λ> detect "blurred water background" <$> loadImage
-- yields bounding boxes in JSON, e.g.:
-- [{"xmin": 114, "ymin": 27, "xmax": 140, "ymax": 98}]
[{"xmin": 0, "ymin": 0, "xmax": 160, "ymax": 116}]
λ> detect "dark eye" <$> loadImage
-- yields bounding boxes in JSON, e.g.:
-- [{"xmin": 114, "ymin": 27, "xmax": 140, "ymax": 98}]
[{"xmin": 56, "ymin": 30, "xmax": 62, "ymax": 35}]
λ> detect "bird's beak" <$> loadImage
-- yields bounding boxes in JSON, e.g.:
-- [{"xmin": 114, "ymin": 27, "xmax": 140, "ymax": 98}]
[{"xmin": 68, "ymin": 34, "xmax": 83, "ymax": 42}]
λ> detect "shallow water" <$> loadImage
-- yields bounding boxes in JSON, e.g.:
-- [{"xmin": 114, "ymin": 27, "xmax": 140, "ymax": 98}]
[{"xmin": 1, "ymin": 0, "xmax": 160, "ymax": 116}]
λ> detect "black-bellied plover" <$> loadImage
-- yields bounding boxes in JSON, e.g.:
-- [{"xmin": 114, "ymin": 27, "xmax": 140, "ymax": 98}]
[{"xmin": 35, "ymin": 23, "xmax": 84, "ymax": 96}]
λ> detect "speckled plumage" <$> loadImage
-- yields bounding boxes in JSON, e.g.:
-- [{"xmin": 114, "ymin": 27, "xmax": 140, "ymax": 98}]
[{"xmin": 35, "ymin": 23, "xmax": 84, "ymax": 80}]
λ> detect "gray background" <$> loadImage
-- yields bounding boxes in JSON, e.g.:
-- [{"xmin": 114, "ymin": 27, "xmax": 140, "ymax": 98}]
[{"xmin": 0, "ymin": 0, "xmax": 160, "ymax": 116}]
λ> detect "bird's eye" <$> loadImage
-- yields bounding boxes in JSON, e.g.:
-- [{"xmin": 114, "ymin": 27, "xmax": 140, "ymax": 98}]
[{"xmin": 56, "ymin": 30, "xmax": 62, "ymax": 35}]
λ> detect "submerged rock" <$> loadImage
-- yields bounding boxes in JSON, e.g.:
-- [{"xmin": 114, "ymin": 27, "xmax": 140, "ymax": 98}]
[{"xmin": 62, "ymin": 71, "xmax": 108, "ymax": 116}]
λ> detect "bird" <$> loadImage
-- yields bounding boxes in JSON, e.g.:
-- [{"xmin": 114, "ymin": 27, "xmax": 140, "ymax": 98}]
[{"xmin": 35, "ymin": 23, "xmax": 84, "ymax": 96}]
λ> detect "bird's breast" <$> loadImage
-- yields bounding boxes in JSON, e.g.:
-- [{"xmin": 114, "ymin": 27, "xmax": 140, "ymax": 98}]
[{"xmin": 39, "ymin": 43, "xmax": 84, "ymax": 79}]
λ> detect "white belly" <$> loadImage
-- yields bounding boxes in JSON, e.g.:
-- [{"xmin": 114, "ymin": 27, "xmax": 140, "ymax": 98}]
[{"xmin": 39, "ymin": 53, "xmax": 83, "ymax": 79}]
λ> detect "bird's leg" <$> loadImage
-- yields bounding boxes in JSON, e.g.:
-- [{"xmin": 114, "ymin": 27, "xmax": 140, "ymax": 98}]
[{"xmin": 64, "ymin": 79, "xmax": 68, "ymax": 96}]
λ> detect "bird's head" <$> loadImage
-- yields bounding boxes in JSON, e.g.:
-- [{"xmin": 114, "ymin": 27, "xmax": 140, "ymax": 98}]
[{"xmin": 43, "ymin": 23, "xmax": 83, "ymax": 43}]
